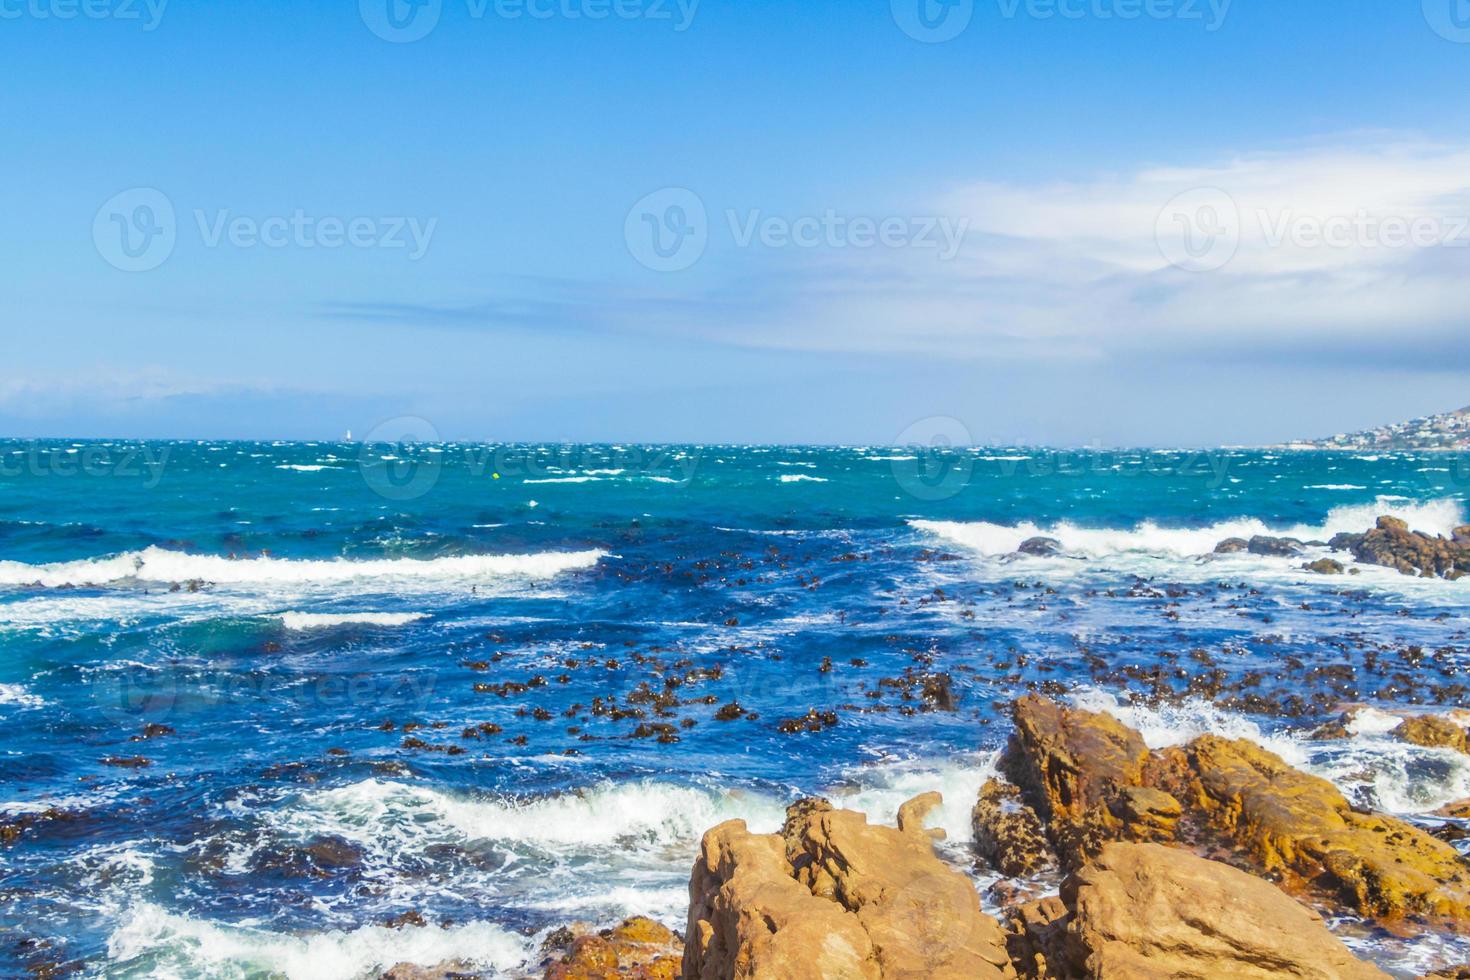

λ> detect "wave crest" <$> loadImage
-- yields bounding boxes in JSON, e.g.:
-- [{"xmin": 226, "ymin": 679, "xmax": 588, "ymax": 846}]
[{"xmin": 0, "ymin": 547, "xmax": 606, "ymax": 588}]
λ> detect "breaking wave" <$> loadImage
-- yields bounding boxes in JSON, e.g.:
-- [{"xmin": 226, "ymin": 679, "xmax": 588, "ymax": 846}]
[
  {"xmin": 0, "ymin": 547, "xmax": 606, "ymax": 589},
  {"xmin": 911, "ymin": 497, "xmax": 1464, "ymax": 559}
]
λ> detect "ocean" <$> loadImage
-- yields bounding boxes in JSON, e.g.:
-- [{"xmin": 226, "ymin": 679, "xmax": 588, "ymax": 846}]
[{"xmin": 3, "ymin": 439, "xmax": 1470, "ymax": 977}]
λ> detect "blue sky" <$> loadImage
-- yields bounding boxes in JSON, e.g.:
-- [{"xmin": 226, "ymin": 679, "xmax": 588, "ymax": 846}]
[{"xmin": 4, "ymin": 0, "xmax": 1470, "ymax": 445}]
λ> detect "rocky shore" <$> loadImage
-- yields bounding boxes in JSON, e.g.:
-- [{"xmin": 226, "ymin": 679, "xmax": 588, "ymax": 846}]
[
  {"xmin": 368, "ymin": 695, "xmax": 1470, "ymax": 980},
  {"xmin": 1212, "ymin": 514, "xmax": 1470, "ymax": 580}
]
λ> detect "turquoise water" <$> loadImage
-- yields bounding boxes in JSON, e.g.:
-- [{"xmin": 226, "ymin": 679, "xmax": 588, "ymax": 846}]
[{"xmin": 2, "ymin": 440, "xmax": 1469, "ymax": 977}]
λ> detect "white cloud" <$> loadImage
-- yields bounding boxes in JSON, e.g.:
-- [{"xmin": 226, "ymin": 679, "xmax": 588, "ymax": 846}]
[{"xmin": 696, "ymin": 136, "xmax": 1470, "ymax": 364}]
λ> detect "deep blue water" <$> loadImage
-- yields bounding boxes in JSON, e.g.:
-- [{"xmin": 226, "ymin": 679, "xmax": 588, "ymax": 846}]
[{"xmin": 3, "ymin": 440, "xmax": 1470, "ymax": 977}]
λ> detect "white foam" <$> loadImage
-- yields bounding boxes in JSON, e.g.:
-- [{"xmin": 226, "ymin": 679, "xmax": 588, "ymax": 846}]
[
  {"xmin": 911, "ymin": 496, "xmax": 1465, "ymax": 560},
  {"xmin": 827, "ymin": 753, "xmax": 999, "ymax": 844},
  {"xmin": 778, "ymin": 474, "xmax": 828, "ymax": 483},
  {"xmin": 268, "ymin": 778, "xmax": 784, "ymax": 855},
  {"xmin": 277, "ymin": 612, "xmax": 427, "ymax": 630},
  {"xmin": 0, "ymin": 683, "xmax": 44, "ymax": 708},
  {"xmin": 1344, "ymin": 706, "xmax": 1406, "ymax": 736},
  {"xmin": 275, "ymin": 464, "xmax": 336, "ymax": 472},
  {"xmin": 0, "ymin": 546, "xmax": 605, "ymax": 588},
  {"xmin": 106, "ymin": 903, "xmax": 531, "ymax": 980},
  {"xmin": 524, "ymin": 476, "xmax": 600, "ymax": 484}
]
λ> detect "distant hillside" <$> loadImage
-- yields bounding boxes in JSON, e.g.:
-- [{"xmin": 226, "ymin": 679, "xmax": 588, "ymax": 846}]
[{"xmin": 1282, "ymin": 407, "xmax": 1470, "ymax": 451}]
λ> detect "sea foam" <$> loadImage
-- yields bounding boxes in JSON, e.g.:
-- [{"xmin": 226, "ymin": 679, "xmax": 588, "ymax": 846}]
[
  {"xmin": 276, "ymin": 612, "xmax": 427, "ymax": 630},
  {"xmin": 911, "ymin": 497, "xmax": 1465, "ymax": 560},
  {"xmin": 0, "ymin": 547, "xmax": 606, "ymax": 588},
  {"xmin": 107, "ymin": 904, "xmax": 532, "ymax": 980}
]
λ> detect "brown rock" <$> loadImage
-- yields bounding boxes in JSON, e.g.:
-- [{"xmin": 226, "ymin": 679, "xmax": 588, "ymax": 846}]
[
  {"xmin": 972, "ymin": 779, "xmax": 1055, "ymax": 878},
  {"xmin": 1058, "ymin": 843, "xmax": 1389, "ymax": 979},
  {"xmin": 785, "ymin": 801, "xmax": 1015, "ymax": 978},
  {"xmin": 1434, "ymin": 800, "xmax": 1470, "ymax": 820},
  {"xmin": 543, "ymin": 916, "xmax": 682, "ymax": 979},
  {"xmin": 1000, "ymin": 696, "xmax": 1178, "ymax": 867},
  {"xmin": 1305, "ymin": 558, "xmax": 1346, "ymax": 575},
  {"xmin": 379, "ymin": 963, "xmax": 476, "ymax": 980},
  {"xmin": 1185, "ymin": 735, "xmax": 1470, "ymax": 922},
  {"xmin": 683, "ymin": 819, "xmax": 880, "ymax": 980},
  {"xmin": 1394, "ymin": 715, "xmax": 1470, "ymax": 756},
  {"xmin": 684, "ymin": 796, "xmax": 1015, "ymax": 979},
  {"xmin": 1347, "ymin": 515, "xmax": 1470, "ymax": 579}
]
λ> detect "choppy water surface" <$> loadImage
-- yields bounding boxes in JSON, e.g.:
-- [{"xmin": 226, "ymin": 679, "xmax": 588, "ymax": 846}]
[{"xmin": 3, "ymin": 441, "xmax": 1470, "ymax": 977}]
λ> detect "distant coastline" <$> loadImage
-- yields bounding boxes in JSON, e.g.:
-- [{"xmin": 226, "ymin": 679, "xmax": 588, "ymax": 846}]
[{"xmin": 1271, "ymin": 405, "xmax": 1470, "ymax": 452}]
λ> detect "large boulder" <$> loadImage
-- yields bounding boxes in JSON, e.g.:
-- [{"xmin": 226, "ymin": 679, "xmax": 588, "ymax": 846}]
[
  {"xmin": 1181, "ymin": 735, "xmax": 1470, "ymax": 922},
  {"xmin": 1007, "ymin": 842, "xmax": 1390, "ymax": 979},
  {"xmin": 994, "ymin": 697, "xmax": 1470, "ymax": 927},
  {"xmin": 1345, "ymin": 516, "xmax": 1470, "ymax": 579},
  {"xmin": 684, "ymin": 797, "xmax": 1015, "ymax": 980},
  {"xmin": 999, "ymin": 696, "xmax": 1180, "ymax": 868}
]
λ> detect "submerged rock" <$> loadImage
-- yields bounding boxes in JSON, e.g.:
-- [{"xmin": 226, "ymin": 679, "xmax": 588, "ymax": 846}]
[
  {"xmin": 1007, "ymin": 842, "xmax": 1389, "ymax": 980},
  {"xmin": 1017, "ymin": 537, "xmax": 1063, "ymax": 557},
  {"xmin": 1305, "ymin": 558, "xmax": 1347, "ymax": 575},
  {"xmin": 1393, "ymin": 714, "xmax": 1470, "ymax": 755},
  {"xmin": 1248, "ymin": 535, "xmax": 1305, "ymax": 557}
]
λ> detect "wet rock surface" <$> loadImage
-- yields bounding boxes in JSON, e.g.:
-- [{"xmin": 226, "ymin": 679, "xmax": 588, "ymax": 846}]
[
  {"xmin": 994, "ymin": 696, "xmax": 1470, "ymax": 927},
  {"xmin": 541, "ymin": 916, "xmax": 682, "ymax": 979},
  {"xmin": 1007, "ymin": 842, "xmax": 1390, "ymax": 979},
  {"xmin": 1333, "ymin": 516, "xmax": 1470, "ymax": 579}
]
